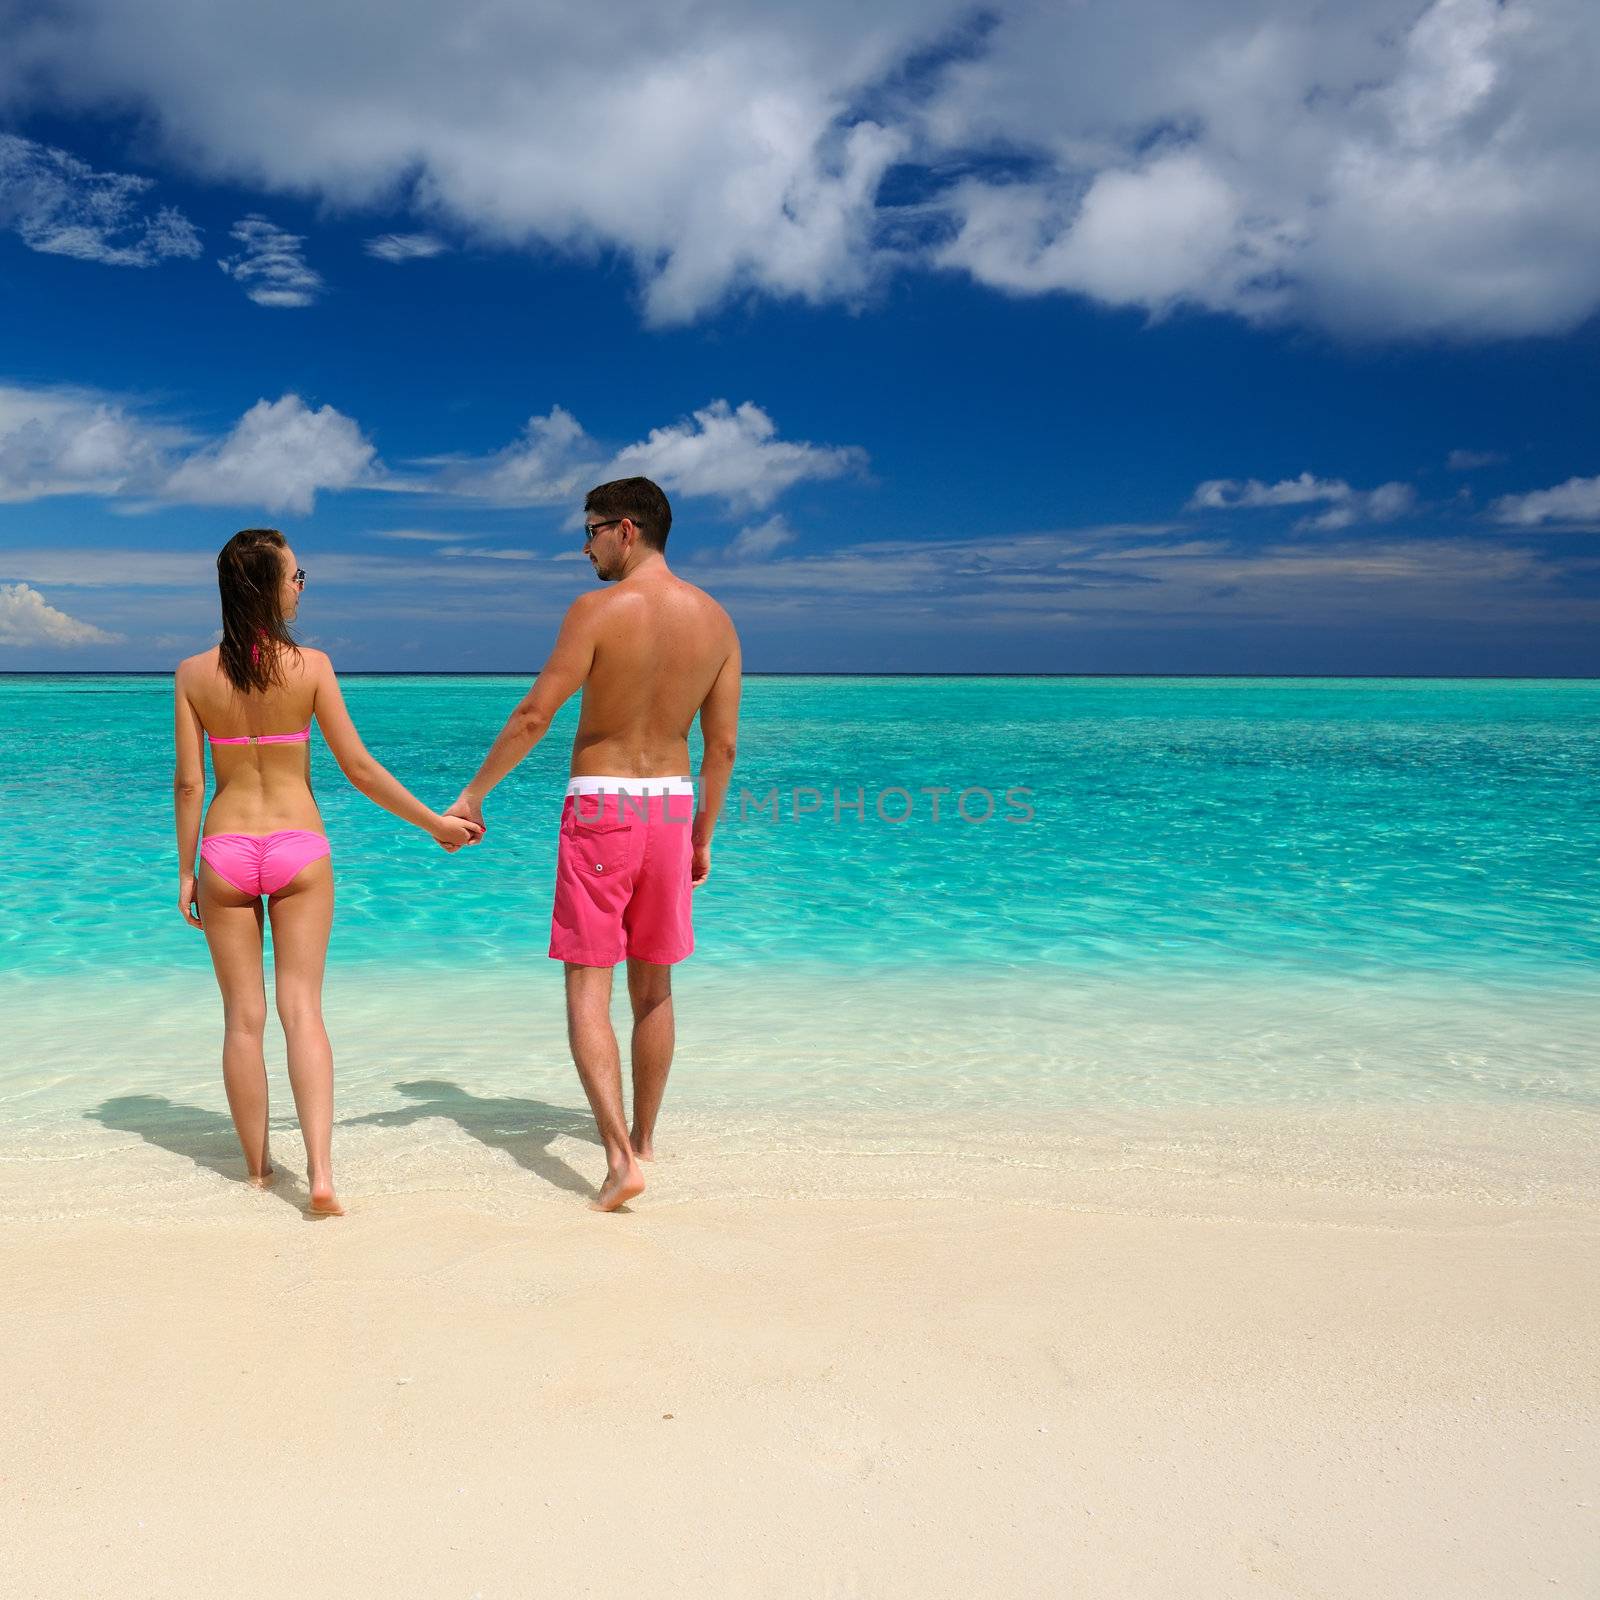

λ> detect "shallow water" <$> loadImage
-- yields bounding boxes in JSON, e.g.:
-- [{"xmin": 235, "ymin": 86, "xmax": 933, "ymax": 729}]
[{"xmin": 2, "ymin": 674, "xmax": 1596, "ymax": 1210}]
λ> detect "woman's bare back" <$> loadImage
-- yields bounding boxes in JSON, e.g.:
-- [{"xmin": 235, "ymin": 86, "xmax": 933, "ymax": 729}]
[{"xmin": 179, "ymin": 645, "xmax": 325, "ymax": 836}]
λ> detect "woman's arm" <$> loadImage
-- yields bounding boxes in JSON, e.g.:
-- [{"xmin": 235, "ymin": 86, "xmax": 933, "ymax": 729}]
[
  {"xmin": 174, "ymin": 667, "xmax": 206, "ymax": 927},
  {"xmin": 310, "ymin": 655, "xmax": 482, "ymax": 849}
]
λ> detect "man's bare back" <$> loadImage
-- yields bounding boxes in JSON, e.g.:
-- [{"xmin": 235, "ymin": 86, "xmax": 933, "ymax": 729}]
[{"xmin": 568, "ymin": 568, "xmax": 737, "ymax": 779}]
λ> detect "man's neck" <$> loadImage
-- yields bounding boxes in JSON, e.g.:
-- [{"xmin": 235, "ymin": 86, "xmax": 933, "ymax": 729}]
[{"xmin": 619, "ymin": 549, "xmax": 669, "ymax": 580}]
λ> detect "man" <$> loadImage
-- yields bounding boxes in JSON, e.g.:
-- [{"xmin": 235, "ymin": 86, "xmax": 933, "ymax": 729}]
[{"xmin": 448, "ymin": 476, "xmax": 741, "ymax": 1212}]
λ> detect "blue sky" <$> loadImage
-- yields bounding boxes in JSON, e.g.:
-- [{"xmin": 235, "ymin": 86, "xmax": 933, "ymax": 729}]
[{"xmin": 2, "ymin": 0, "xmax": 1598, "ymax": 673}]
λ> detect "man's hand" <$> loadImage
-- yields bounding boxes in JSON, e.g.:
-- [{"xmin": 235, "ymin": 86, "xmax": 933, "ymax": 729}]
[
  {"xmin": 690, "ymin": 839, "xmax": 711, "ymax": 887},
  {"xmin": 446, "ymin": 791, "xmax": 485, "ymax": 838},
  {"xmin": 430, "ymin": 813, "xmax": 485, "ymax": 852}
]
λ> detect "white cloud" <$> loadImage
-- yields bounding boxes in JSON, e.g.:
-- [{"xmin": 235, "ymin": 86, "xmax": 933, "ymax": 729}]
[
  {"xmin": 1189, "ymin": 473, "xmax": 1417, "ymax": 531},
  {"xmin": 0, "ymin": 582, "xmax": 120, "ymax": 645},
  {"xmin": 0, "ymin": 546, "xmax": 574, "ymax": 591},
  {"xmin": 364, "ymin": 232, "xmax": 448, "ymax": 262},
  {"xmin": 162, "ymin": 395, "xmax": 378, "ymax": 514},
  {"xmin": 429, "ymin": 406, "xmax": 595, "ymax": 506},
  {"xmin": 675, "ymin": 523, "xmax": 1582, "ymax": 630},
  {"xmin": 6, "ymin": 523, "xmax": 1586, "ymax": 642},
  {"xmin": 0, "ymin": 380, "xmax": 372, "ymax": 513},
  {"xmin": 431, "ymin": 400, "xmax": 864, "ymax": 512},
  {"xmin": 0, "ymin": 132, "xmax": 201, "ymax": 268},
  {"xmin": 727, "ymin": 514, "xmax": 799, "ymax": 560},
  {"xmin": 437, "ymin": 545, "xmax": 538, "ymax": 560},
  {"xmin": 609, "ymin": 401, "xmax": 865, "ymax": 510},
  {"xmin": 3, "ymin": 0, "xmax": 1597, "ymax": 337},
  {"xmin": 1490, "ymin": 475, "xmax": 1600, "ymax": 526},
  {"xmin": 929, "ymin": 0, "xmax": 1600, "ymax": 339},
  {"xmin": 936, "ymin": 152, "xmax": 1293, "ymax": 324},
  {"xmin": 1297, "ymin": 481, "xmax": 1418, "ymax": 532},
  {"xmin": 218, "ymin": 215, "xmax": 324, "ymax": 307},
  {"xmin": 1189, "ymin": 474, "xmax": 1353, "ymax": 511},
  {"xmin": 369, "ymin": 528, "xmax": 459, "ymax": 542},
  {"xmin": 0, "ymin": 379, "xmax": 856, "ymax": 516},
  {"xmin": 0, "ymin": 383, "xmax": 191, "ymax": 502}
]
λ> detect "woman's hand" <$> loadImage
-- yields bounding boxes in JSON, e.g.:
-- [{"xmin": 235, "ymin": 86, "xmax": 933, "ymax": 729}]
[
  {"xmin": 179, "ymin": 873, "xmax": 203, "ymax": 928},
  {"xmin": 430, "ymin": 813, "xmax": 486, "ymax": 853},
  {"xmin": 446, "ymin": 791, "xmax": 485, "ymax": 834}
]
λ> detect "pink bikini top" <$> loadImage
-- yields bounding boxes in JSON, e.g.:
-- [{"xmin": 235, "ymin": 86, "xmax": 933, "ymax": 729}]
[{"xmin": 207, "ymin": 725, "xmax": 311, "ymax": 747}]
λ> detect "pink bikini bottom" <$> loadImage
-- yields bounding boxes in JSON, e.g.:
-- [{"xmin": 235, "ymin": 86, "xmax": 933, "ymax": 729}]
[{"xmin": 200, "ymin": 830, "xmax": 331, "ymax": 897}]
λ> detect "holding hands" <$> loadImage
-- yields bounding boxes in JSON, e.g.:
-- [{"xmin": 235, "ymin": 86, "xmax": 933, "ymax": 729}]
[
  {"xmin": 442, "ymin": 788, "xmax": 485, "ymax": 840},
  {"xmin": 430, "ymin": 807, "xmax": 485, "ymax": 852}
]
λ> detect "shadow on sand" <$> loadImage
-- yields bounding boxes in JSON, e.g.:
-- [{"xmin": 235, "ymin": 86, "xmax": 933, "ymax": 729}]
[
  {"xmin": 342, "ymin": 1079, "xmax": 600, "ymax": 1201},
  {"xmin": 85, "ymin": 1093, "xmax": 314, "ymax": 1212}
]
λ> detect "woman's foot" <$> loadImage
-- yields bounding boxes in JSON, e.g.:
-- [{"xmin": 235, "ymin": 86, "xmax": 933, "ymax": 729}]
[
  {"xmin": 308, "ymin": 1178, "xmax": 344, "ymax": 1216},
  {"xmin": 246, "ymin": 1164, "xmax": 276, "ymax": 1189}
]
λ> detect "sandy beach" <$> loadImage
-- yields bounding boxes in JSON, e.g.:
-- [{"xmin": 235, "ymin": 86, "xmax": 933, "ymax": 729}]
[{"xmin": 6, "ymin": 1121, "xmax": 1597, "ymax": 1600}]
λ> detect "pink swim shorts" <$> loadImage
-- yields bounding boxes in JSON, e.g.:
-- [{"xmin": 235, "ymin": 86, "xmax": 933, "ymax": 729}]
[{"xmin": 548, "ymin": 777, "xmax": 697, "ymax": 967}]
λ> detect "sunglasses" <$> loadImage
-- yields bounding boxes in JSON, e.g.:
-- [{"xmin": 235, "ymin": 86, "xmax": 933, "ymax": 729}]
[
  {"xmin": 583, "ymin": 519, "xmax": 623, "ymax": 545},
  {"xmin": 292, "ymin": 568, "xmax": 306, "ymax": 588}
]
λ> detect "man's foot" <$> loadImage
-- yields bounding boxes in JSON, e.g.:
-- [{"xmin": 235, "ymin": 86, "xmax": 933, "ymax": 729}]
[
  {"xmin": 630, "ymin": 1132, "xmax": 655, "ymax": 1162},
  {"xmin": 308, "ymin": 1182, "xmax": 345, "ymax": 1217},
  {"xmin": 591, "ymin": 1162, "xmax": 645, "ymax": 1212}
]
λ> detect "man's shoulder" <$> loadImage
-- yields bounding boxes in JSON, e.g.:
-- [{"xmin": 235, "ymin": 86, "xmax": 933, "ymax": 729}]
[
  {"xmin": 564, "ymin": 587, "xmax": 613, "ymax": 624},
  {"xmin": 585, "ymin": 571, "xmax": 732, "ymax": 634},
  {"xmin": 665, "ymin": 573, "xmax": 733, "ymax": 626}
]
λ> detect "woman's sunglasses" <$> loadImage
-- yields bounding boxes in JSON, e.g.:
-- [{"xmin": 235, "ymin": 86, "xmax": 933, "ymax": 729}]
[{"xmin": 292, "ymin": 568, "xmax": 307, "ymax": 588}]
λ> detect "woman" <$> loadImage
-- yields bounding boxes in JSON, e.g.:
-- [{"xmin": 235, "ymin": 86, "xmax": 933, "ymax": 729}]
[{"xmin": 174, "ymin": 528, "xmax": 480, "ymax": 1215}]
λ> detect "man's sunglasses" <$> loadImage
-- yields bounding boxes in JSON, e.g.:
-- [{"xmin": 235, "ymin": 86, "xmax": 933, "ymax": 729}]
[{"xmin": 583, "ymin": 519, "xmax": 624, "ymax": 544}]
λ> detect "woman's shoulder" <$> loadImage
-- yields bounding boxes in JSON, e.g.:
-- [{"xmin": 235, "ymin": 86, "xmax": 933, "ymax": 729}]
[
  {"xmin": 292, "ymin": 645, "xmax": 333, "ymax": 680},
  {"xmin": 175, "ymin": 646, "xmax": 219, "ymax": 680}
]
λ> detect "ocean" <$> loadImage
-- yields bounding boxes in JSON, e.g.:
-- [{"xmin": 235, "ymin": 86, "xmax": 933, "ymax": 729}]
[{"xmin": 3, "ymin": 674, "xmax": 1597, "ymax": 1220}]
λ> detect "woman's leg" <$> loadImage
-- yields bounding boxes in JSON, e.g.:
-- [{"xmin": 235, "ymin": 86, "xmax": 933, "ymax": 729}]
[
  {"xmin": 198, "ymin": 866, "xmax": 272, "ymax": 1182},
  {"xmin": 266, "ymin": 856, "xmax": 340, "ymax": 1214}
]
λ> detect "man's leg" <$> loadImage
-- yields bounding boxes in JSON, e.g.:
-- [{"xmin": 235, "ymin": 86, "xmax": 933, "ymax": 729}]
[
  {"xmin": 564, "ymin": 961, "xmax": 645, "ymax": 1212},
  {"xmin": 626, "ymin": 958, "xmax": 674, "ymax": 1160}
]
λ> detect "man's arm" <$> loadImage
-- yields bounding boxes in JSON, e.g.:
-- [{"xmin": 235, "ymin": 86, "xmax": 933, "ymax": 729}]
[
  {"xmin": 451, "ymin": 593, "xmax": 601, "ymax": 824},
  {"xmin": 691, "ymin": 632, "xmax": 741, "ymax": 886}
]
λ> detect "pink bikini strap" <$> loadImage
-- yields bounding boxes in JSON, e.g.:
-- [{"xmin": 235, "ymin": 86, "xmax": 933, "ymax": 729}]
[{"xmin": 207, "ymin": 726, "xmax": 312, "ymax": 747}]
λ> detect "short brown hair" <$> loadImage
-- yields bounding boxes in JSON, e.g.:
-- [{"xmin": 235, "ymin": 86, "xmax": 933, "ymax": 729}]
[{"xmin": 584, "ymin": 476, "xmax": 672, "ymax": 551}]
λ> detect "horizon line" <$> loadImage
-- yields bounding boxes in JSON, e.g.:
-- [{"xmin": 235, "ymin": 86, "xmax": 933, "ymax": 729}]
[{"xmin": 3, "ymin": 670, "xmax": 1598, "ymax": 682}]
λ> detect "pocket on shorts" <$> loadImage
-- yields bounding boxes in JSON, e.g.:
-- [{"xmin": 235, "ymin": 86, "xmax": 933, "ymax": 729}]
[{"xmin": 563, "ymin": 812, "xmax": 633, "ymax": 875}]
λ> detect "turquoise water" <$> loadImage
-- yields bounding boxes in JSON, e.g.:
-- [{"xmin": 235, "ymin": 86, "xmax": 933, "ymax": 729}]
[
  {"xmin": 2, "ymin": 674, "xmax": 1596, "ymax": 984},
  {"xmin": 2, "ymin": 674, "xmax": 1598, "ymax": 1201}
]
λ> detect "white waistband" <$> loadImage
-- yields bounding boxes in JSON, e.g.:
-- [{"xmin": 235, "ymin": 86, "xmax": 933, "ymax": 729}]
[{"xmin": 566, "ymin": 775, "xmax": 696, "ymax": 798}]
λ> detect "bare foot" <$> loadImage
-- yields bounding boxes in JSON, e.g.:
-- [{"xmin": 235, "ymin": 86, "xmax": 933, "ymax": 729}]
[
  {"xmin": 308, "ymin": 1186, "xmax": 345, "ymax": 1217},
  {"xmin": 591, "ymin": 1163, "xmax": 645, "ymax": 1212},
  {"xmin": 246, "ymin": 1166, "xmax": 276, "ymax": 1189},
  {"xmin": 630, "ymin": 1134, "xmax": 655, "ymax": 1162}
]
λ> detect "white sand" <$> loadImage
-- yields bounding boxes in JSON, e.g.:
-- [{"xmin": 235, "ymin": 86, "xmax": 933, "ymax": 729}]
[{"xmin": 5, "ymin": 1132, "xmax": 1597, "ymax": 1599}]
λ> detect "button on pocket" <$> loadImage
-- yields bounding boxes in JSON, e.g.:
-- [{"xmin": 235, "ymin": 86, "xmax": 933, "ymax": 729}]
[{"xmin": 566, "ymin": 813, "xmax": 632, "ymax": 875}]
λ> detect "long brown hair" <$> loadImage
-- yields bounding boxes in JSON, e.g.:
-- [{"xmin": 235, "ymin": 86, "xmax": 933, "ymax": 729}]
[{"xmin": 217, "ymin": 528, "xmax": 298, "ymax": 694}]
